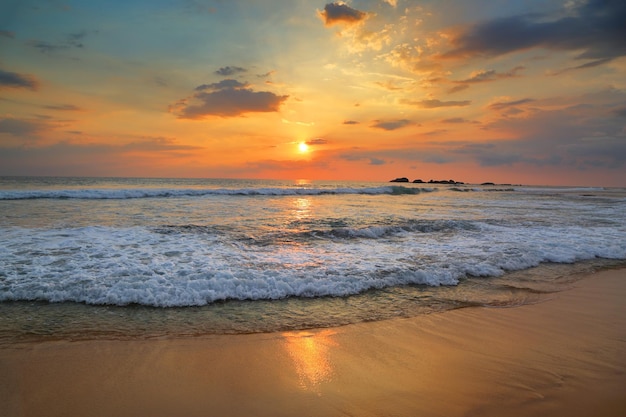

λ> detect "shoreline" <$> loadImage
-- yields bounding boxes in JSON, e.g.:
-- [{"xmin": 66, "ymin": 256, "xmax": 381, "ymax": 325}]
[{"xmin": 1, "ymin": 268, "xmax": 625, "ymax": 417}]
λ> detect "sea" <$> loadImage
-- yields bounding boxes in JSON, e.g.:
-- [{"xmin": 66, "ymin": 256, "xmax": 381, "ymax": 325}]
[{"xmin": 1, "ymin": 176, "xmax": 625, "ymax": 346}]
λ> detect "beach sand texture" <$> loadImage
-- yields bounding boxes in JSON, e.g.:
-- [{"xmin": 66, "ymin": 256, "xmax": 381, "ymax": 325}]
[{"xmin": 1, "ymin": 268, "xmax": 625, "ymax": 417}]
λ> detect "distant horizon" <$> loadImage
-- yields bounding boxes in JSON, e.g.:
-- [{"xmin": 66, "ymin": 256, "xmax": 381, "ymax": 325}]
[
  {"xmin": 1, "ymin": 174, "xmax": 621, "ymax": 189},
  {"xmin": 1, "ymin": 1, "xmax": 624, "ymax": 187}
]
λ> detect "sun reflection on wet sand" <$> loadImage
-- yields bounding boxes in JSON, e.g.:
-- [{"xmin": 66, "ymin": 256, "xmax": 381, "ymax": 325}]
[{"xmin": 282, "ymin": 329, "xmax": 338, "ymax": 390}]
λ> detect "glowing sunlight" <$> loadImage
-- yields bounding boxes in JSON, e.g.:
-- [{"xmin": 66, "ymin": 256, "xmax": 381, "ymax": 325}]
[
  {"xmin": 298, "ymin": 142, "xmax": 309, "ymax": 153},
  {"xmin": 282, "ymin": 330, "xmax": 338, "ymax": 390}
]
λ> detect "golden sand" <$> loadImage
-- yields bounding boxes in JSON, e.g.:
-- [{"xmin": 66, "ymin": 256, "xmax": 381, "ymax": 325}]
[{"xmin": 1, "ymin": 268, "xmax": 625, "ymax": 417}]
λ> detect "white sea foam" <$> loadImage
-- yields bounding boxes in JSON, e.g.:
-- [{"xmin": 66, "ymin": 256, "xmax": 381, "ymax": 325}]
[
  {"xmin": 1, "ymin": 219, "xmax": 624, "ymax": 307},
  {"xmin": 0, "ymin": 185, "xmax": 434, "ymax": 200}
]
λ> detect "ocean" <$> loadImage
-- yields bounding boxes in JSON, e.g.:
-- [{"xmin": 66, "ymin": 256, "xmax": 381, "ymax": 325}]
[{"xmin": 1, "ymin": 176, "xmax": 625, "ymax": 345}]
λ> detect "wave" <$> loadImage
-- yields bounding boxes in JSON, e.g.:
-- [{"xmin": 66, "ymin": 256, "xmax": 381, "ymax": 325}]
[
  {"xmin": 0, "ymin": 185, "xmax": 435, "ymax": 200},
  {"xmin": 154, "ymin": 219, "xmax": 478, "ymax": 242},
  {"xmin": 1, "ymin": 222, "xmax": 624, "ymax": 307},
  {"xmin": 450, "ymin": 187, "xmax": 516, "ymax": 192}
]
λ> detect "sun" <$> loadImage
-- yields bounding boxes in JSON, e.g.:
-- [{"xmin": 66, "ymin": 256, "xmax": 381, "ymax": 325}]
[{"xmin": 298, "ymin": 142, "xmax": 309, "ymax": 153}]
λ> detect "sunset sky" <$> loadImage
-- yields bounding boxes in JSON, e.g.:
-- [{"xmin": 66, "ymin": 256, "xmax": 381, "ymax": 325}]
[{"xmin": 1, "ymin": 0, "xmax": 625, "ymax": 186}]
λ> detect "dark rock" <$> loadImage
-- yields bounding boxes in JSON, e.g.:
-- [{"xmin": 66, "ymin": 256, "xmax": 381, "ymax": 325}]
[
  {"xmin": 428, "ymin": 179, "xmax": 460, "ymax": 184},
  {"xmin": 481, "ymin": 182, "xmax": 495, "ymax": 186},
  {"xmin": 412, "ymin": 179, "xmax": 424, "ymax": 183},
  {"xmin": 390, "ymin": 177, "xmax": 409, "ymax": 183}
]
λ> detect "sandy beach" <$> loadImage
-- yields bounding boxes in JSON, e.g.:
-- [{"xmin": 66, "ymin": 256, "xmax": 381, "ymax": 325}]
[{"xmin": 1, "ymin": 268, "xmax": 625, "ymax": 417}]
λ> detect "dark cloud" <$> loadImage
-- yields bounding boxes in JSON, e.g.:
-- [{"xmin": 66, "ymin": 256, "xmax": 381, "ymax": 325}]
[
  {"xmin": 614, "ymin": 107, "xmax": 626, "ymax": 118},
  {"xmin": 257, "ymin": 70, "xmax": 276, "ymax": 78},
  {"xmin": 306, "ymin": 138, "xmax": 328, "ymax": 145},
  {"xmin": 369, "ymin": 158, "xmax": 386, "ymax": 165},
  {"xmin": 0, "ymin": 68, "xmax": 39, "ymax": 90},
  {"xmin": 454, "ymin": 66, "xmax": 525, "ymax": 84},
  {"xmin": 489, "ymin": 98, "xmax": 535, "ymax": 110},
  {"xmin": 424, "ymin": 129, "xmax": 448, "ymax": 136},
  {"xmin": 66, "ymin": 31, "xmax": 87, "ymax": 48},
  {"xmin": 28, "ymin": 30, "xmax": 90, "ymax": 53},
  {"xmin": 402, "ymin": 99, "xmax": 471, "ymax": 108},
  {"xmin": 343, "ymin": 120, "xmax": 359, "ymax": 125},
  {"xmin": 170, "ymin": 79, "xmax": 288, "ymax": 118},
  {"xmin": 42, "ymin": 104, "xmax": 82, "ymax": 111},
  {"xmin": 28, "ymin": 40, "xmax": 64, "ymax": 53},
  {"xmin": 447, "ymin": 84, "xmax": 469, "ymax": 94},
  {"xmin": 551, "ymin": 58, "xmax": 614, "ymax": 75},
  {"xmin": 442, "ymin": 117, "xmax": 474, "ymax": 124},
  {"xmin": 371, "ymin": 119, "xmax": 412, "ymax": 131},
  {"xmin": 215, "ymin": 66, "xmax": 247, "ymax": 76},
  {"xmin": 318, "ymin": 2, "xmax": 367, "ymax": 26},
  {"xmin": 443, "ymin": 0, "xmax": 626, "ymax": 66},
  {"xmin": 0, "ymin": 117, "xmax": 48, "ymax": 136},
  {"xmin": 459, "ymin": 69, "xmax": 499, "ymax": 83},
  {"xmin": 0, "ymin": 30, "xmax": 15, "ymax": 38},
  {"xmin": 195, "ymin": 79, "xmax": 247, "ymax": 91}
]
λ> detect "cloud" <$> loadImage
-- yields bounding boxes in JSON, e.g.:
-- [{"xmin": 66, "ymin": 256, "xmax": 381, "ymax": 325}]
[
  {"xmin": 371, "ymin": 119, "xmax": 413, "ymax": 130},
  {"xmin": 443, "ymin": 0, "xmax": 626, "ymax": 65},
  {"xmin": 215, "ymin": 66, "xmax": 247, "ymax": 76},
  {"xmin": 170, "ymin": 79, "xmax": 288, "ymax": 118},
  {"xmin": 122, "ymin": 136, "xmax": 203, "ymax": 152},
  {"xmin": 614, "ymin": 107, "xmax": 626, "ymax": 118},
  {"xmin": 0, "ymin": 117, "xmax": 49, "ymax": 136},
  {"xmin": 454, "ymin": 66, "xmax": 525, "ymax": 84},
  {"xmin": 318, "ymin": 2, "xmax": 367, "ymax": 26},
  {"xmin": 442, "ymin": 117, "xmax": 476, "ymax": 124},
  {"xmin": 343, "ymin": 120, "xmax": 359, "ymax": 125},
  {"xmin": 0, "ymin": 68, "xmax": 39, "ymax": 90},
  {"xmin": 66, "ymin": 31, "xmax": 87, "ymax": 48},
  {"xmin": 402, "ymin": 99, "xmax": 471, "ymax": 108},
  {"xmin": 551, "ymin": 58, "xmax": 614, "ymax": 75},
  {"xmin": 195, "ymin": 79, "xmax": 247, "ymax": 91},
  {"xmin": 306, "ymin": 138, "xmax": 328, "ymax": 145},
  {"xmin": 488, "ymin": 98, "xmax": 535, "ymax": 111},
  {"xmin": 447, "ymin": 84, "xmax": 469, "ymax": 94},
  {"xmin": 0, "ymin": 30, "xmax": 15, "ymax": 38},
  {"xmin": 28, "ymin": 30, "xmax": 90, "ymax": 54},
  {"xmin": 369, "ymin": 157, "xmax": 386, "ymax": 165},
  {"xmin": 257, "ymin": 70, "xmax": 276, "ymax": 78},
  {"xmin": 42, "ymin": 104, "xmax": 82, "ymax": 111},
  {"xmin": 424, "ymin": 129, "xmax": 448, "ymax": 136}
]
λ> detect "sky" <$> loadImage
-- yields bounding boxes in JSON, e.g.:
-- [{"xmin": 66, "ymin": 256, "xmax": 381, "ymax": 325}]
[{"xmin": 0, "ymin": 0, "xmax": 625, "ymax": 186}]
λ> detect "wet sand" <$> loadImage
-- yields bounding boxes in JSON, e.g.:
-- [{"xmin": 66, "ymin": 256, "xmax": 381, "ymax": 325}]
[{"xmin": 1, "ymin": 268, "xmax": 625, "ymax": 417}]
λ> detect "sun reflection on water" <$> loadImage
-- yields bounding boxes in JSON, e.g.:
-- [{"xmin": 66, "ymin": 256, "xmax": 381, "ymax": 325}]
[{"xmin": 282, "ymin": 329, "xmax": 338, "ymax": 390}]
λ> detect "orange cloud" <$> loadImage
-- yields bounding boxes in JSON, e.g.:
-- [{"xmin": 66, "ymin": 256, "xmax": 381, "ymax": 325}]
[{"xmin": 402, "ymin": 99, "xmax": 471, "ymax": 108}]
